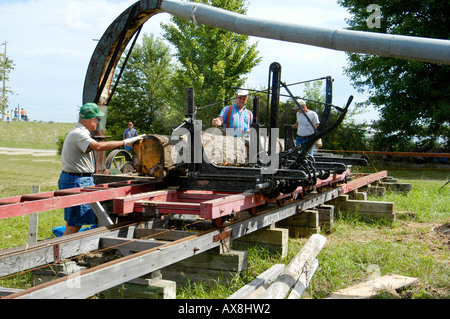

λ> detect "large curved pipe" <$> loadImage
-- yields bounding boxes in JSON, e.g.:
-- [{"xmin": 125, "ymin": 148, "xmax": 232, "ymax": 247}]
[
  {"xmin": 161, "ymin": 0, "xmax": 450, "ymax": 65},
  {"xmin": 83, "ymin": 0, "xmax": 450, "ymax": 105}
]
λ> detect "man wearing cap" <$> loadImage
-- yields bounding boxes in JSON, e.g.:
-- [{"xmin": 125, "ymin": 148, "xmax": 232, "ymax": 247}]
[
  {"xmin": 58, "ymin": 103, "xmax": 145, "ymax": 236},
  {"xmin": 212, "ymin": 89, "xmax": 253, "ymax": 137},
  {"xmin": 123, "ymin": 122, "xmax": 139, "ymax": 153},
  {"xmin": 292, "ymin": 99, "xmax": 320, "ymax": 157}
]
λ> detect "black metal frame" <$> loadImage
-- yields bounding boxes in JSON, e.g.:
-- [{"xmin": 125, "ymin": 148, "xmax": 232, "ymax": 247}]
[{"xmin": 167, "ymin": 63, "xmax": 367, "ymax": 197}]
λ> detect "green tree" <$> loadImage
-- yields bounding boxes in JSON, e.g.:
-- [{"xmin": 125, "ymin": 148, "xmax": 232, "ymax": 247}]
[
  {"xmin": 0, "ymin": 43, "xmax": 15, "ymax": 121},
  {"xmin": 338, "ymin": 0, "xmax": 450, "ymax": 150},
  {"xmin": 161, "ymin": 0, "xmax": 261, "ymax": 125},
  {"xmin": 107, "ymin": 34, "xmax": 178, "ymax": 139}
]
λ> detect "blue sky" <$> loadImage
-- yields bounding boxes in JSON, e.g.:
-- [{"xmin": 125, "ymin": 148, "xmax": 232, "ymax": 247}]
[{"xmin": 0, "ymin": 0, "xmax": 379, "ymax": 124}]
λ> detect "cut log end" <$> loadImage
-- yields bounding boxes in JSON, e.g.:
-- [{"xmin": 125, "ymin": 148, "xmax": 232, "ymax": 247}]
[{"xmin": 132, "ymin": 135, "xmax": 167, "ymax": 179}]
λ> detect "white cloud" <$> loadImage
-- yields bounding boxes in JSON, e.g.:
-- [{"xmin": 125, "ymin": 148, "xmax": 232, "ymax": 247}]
[{"xmin": 66, "ymin": 2, "xmax": 87, "ymax": 29}]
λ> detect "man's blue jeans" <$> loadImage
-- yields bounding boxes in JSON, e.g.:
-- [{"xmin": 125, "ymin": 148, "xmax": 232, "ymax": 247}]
[
  {"xmin": 295, "ymin": 136, "xmax": 315, "ymax": 157},
  {"xmin": 58, "ymin": 172, "xmax": 95, "ymax": 226}
]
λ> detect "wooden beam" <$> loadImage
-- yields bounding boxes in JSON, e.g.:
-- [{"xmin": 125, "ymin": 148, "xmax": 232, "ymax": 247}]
[
  {"xmin": 99, "ymin": 237, "xmax": 168, "ymax": 256},
  {"xmin": 261, "ymin": 234, "xmax": 326, "ymax": 299},
  {"xmin": 7, "ymin": 229, "xmax": 223, "ymax": 299},
  {"xmin": 227, "ymin": 264, "xmax": 285, "ymax": 299},
  {"xmin": 28, "ymin": 185, "xmax": 40, "ymax": 245},
  {"xmin": 134, "ymin": 228, "xmax": 198, "ymax": 241},
  {"xmin": 0, "ymin": 287, "xmax": 22, "ymax": 297},
  {"xmin": 329, "ymin": 195, "xmax": 396, "ymax": 221},
  {"xmin": 0, "ymin": 222, "xmax": 136, "ymax": 277},
  {"xmin": 6, "ymin": 189, "xmax": 338, "ymax": 299},
  {"xmin": 90, "ymin": 202, "xmax": 114, "ymax": 226},
  {"xmin": 326, "ymin": 274, "xmax": 419, "ymax": 299}
]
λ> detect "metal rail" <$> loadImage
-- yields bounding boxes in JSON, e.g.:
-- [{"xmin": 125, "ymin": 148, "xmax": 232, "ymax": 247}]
[
  {"xmin": 4, "ymin": 188, "xmax": 338, "ymax": 299},
  {"xmin": 1, "ymin": 171, "xmax": 388, "ymax": 299},
  {"xmin": 0, "ymin": 221, "xmax": 140, "ymax": 277},
  {"xmin": 0, "ymin": 180, "xmax": 159, "ymax": 220},
  {"xmin": 319, "ymin": 149, "xmax": 450, "ymax": 158},
  {"xmin": 0, "ymin": 170, "xmax": 352, "ymax": 222}
]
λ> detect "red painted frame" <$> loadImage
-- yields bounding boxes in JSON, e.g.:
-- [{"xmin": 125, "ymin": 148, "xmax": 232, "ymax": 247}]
[
  {"xmin": 0, "ymin": 180, "xmax": 158, "ymax": 220},
  {"xmin": 112, "ymin": 170, "xmax": 387, "ymax": 220},
  {"xmin": 128, "ymin": 190, "xmax": 267, "ymax": 220},
  {"xmin": 0, "ymin": 171, "xmax": 388, "ymax": 222}
]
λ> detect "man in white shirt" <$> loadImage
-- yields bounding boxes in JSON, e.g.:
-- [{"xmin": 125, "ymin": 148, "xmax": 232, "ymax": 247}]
[
  {"xmin": 292, "ymin": 99, "xmax": 320, "ymax": 157},
  {"xmin": 59, "ymin": 103, "xmax": 144, "ymax": 235}
]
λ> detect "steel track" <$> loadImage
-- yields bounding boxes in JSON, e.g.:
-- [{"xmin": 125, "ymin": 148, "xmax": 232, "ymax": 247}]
[{"xmin": 1, "ymin": 171, "xmax": 387, "ymax": 299}]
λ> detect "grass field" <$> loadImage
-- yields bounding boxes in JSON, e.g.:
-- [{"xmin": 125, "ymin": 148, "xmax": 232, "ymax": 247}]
[
  {"xmin": 0, "ymin": 122, "xmax": 448, "ymax": 298},
  {"xmin": 0, "ymin": 121, "xmax": 75, "ymax": 149},
  {"xmin": 0, "ymin": 122, "xmax": 74, "ymax": 250}
]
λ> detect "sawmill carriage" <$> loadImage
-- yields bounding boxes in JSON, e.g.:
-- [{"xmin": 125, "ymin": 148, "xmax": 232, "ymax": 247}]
[
  {"xmin": 126, "ymin": 66, "xmax": 367, "ymax": 196},
  {"xmin": 82, "ymin": 0, "xmax": 448, "ymax": 226},
  {"xmin": 97, "ymin": 66, "xmax": 366, "ymax": 226}
]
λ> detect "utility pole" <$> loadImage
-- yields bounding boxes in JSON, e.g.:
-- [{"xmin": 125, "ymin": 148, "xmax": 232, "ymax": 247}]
[{"xmin": 1, "ymin": 41, "xmax": 7, "ymax": 122}]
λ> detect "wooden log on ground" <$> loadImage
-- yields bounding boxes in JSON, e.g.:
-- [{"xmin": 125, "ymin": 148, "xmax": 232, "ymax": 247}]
[
  {"xmin": 287, "ymin": 258, "xmax": 319, "ymax": 299},
  {"xmin": 227, "ymin": 264, "xmax": 286, "ymax": 299},
  {"xmin": 260, "ymin": 234, "xmax": 326, "ymax": 299}
]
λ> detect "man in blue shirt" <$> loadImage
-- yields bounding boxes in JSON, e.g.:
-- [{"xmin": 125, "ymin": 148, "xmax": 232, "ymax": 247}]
[
  {"xmin": 212, "ymin": 90, "xmax": 253, "ymax": 137},
  {"xmin": 123, "ymin": 122, "xmax": 139, "ymax": 152}
]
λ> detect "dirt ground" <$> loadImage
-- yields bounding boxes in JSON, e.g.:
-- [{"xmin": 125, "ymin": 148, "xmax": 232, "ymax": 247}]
[
  {"xmin": 373, "ymin": 220, "xmax": 448, "ymax": 298},
  {"xmin": 400, "ymin": 220, "xmax": 449, "ymax": 298},
  {"xmin": 396, "ymin": 220, "xmax": 449, "ymax": 260},
  {"xmin": 321, "ymin": 216, "xmax": 449, "ymax": 298}
]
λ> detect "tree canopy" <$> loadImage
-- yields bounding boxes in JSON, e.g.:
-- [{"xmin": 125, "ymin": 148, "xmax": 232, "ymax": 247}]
[
  {"xmin": 0, "ymin": 46, "xmax": 14, "ymax": 120},
  {"xmin": 107, "ymin": 34, "xmax": 177, "ymax": 139},
  {"xmin": 338, "ymin": 0, "xmax": 450, "ymax": 150},
  {"xmin": 106, "ymin": 0, "xmax": 261, "ymax": 139},
  {"xmin": 160, "ymin": 0, "xmax": 261, "ymax": 125}
]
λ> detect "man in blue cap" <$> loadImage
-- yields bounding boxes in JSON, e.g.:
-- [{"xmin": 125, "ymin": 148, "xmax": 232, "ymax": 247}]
[{"xmin": 58, "ymin": 103, "xmax": 145, "ymax": 235}]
